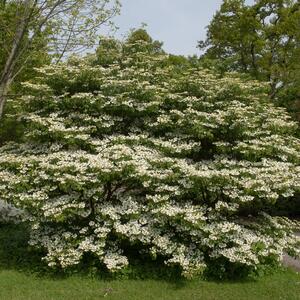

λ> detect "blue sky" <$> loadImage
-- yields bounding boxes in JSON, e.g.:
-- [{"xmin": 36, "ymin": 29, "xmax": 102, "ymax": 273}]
[{"xmin": 113, "ymin": 0, "xmax": 254, "ymax": 56}]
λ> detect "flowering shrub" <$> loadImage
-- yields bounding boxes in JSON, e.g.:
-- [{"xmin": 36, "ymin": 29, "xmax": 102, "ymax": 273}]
[{"xmin": 0, "ymin": 38, "xmax": 299, "ymax": 278}]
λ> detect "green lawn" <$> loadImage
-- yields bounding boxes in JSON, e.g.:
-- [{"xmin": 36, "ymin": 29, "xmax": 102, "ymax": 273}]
[
  {"xmin": 0, "ymin": 224, "xmax": 300, "ymax": 300},
  {"xmin": 0, "ymin": 269, "xmax": 299, "ymax": 300}
]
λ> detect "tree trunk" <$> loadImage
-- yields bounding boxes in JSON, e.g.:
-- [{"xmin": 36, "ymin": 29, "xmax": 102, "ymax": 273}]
[
  {"xmin": 250, "ymin": 43, "xmax": 259, "ymax": 79},
  {"xmin": 0, "ymin": 80, "xmax": 11, "ymax": 117}
]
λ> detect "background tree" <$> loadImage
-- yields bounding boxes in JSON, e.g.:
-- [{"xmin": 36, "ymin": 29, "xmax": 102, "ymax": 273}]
[
  {"xmin": 0, "ymin": 1, "xmax": 50, "ymax": 90},
  {"xmin": 0, "ymin": 0, "xmax": 120, "ymax": 117},
  {"xmin": 124, "ymin": 28, "xmax": 164, "ymax": 54},
  {"xmin": 95, "ymin": 36, "xmax": 122, "ymax": 67},
  {"xmin": 94, "ymin": 28, "xmax": 197, "ymax": 73},
  {"xmin": 0, "ymin": 1, "xmax": 50, "ymax": 144},
  {"xmin": 198, "ymin": 0, "xmax": 300, "ymax": 120}
]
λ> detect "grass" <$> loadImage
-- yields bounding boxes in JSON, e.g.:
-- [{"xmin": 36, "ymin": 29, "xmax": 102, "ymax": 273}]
[
  {"xmin": 1, "ymin": 268, "xmax": 300, "ymax": 300},
  {"xmin": 0, "ymin": 223, "xmax": 300, "ymax": 300}
]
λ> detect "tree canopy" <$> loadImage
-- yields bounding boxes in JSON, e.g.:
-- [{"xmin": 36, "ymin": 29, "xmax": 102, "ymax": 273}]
[
  {"xmin": 0, "ymin": 0, "xmax": 120, "ymax": 117},
  {"xmin": 0, "ymin": 1, "xmax": 50, "ymax": 88},
  {"xmin": 198, "ymin": 0, "xmax": 300, "ymax": 120}
]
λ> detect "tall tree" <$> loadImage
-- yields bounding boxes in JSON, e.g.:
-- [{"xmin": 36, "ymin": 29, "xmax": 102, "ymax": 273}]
[
  {"xmin": 0, "ymin": 1, "xmax": 50, "ymax": 86},
  {"xmin": 0, "ymin": 0, "xmax": 120, "ymax": 117},
  {"xmin": 198, "ymin": 0, "xmax": 300, "ymax": 118},
  {"xmin": 95, "ymin": 29, "xmax": 165, "ymax": 68}
]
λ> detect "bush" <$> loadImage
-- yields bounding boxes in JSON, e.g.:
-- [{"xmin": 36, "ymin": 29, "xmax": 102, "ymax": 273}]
[
  {"xmin": 0, "ymin": 37, "xmax": 299, "ymax": 278},
  {"xmin": 0, "ymin": 223, "xmax": 46, "ymax": 273}
]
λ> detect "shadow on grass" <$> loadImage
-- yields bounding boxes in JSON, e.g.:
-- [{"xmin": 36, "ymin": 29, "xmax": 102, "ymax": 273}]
[
  {"xmin": 0, "ymin": 223, "xmax": 187, "ymax": 287},
  {"xmin": 0, "ymin": 222, "xmax": 51, "ymax": 276}
]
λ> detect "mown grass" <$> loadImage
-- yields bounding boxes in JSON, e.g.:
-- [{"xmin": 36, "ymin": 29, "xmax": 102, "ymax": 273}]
[
  {"xmin": 0, "ymin": 223, "xmax": 300, "ymax": 300},
  {"xmin": 1, "ymin": 268, "xmax": 300, "ymax": 300}
]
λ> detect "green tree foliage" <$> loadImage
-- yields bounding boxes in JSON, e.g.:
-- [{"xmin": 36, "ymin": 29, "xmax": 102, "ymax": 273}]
[
  {"xmin": 0, "ymin": 35, "xmax": 299, "ymax": 278},
  {"xmin": 0, "ymin": 1, "xmax": 50, "ymax": 88},
  {"xmin": 198, "ymin": 0, "xmax": 300, "ymax": 120},
  {"xmin": 95, "ymin": 29, "xmax": 197, "ymax": 72},
  {"xmin": 95, "ymin": 29, "xmax": 164, "ymax": 68},
  {"xmin": 125, "ymin": 28, "xmax": 164, "ymax": 54},
  {"xmin": 0, "ymin": 0, "xmax": 120, "ymax": 118},
  {"xmin": 0, "ymin": 1, "xmax": 50, "ymax": 145},
  {"xmin": 95, "ymin": 37, "xmax": 122, "ymax": 67}
]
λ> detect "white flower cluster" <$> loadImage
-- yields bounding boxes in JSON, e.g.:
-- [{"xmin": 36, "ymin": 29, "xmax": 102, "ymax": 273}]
[{"xmin": 0, "ymin": 38, "xmax": 299, "ymax": 278}]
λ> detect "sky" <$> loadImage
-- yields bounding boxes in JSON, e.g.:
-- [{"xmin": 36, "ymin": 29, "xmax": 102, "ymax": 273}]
[{"xmin": 112, "ymin": 0, "xmax": 254, "ymax": 56}]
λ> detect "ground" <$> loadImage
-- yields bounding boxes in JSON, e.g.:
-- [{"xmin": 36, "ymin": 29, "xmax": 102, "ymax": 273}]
[{"xmin": 0, "ymin": 268, "xmax": 300, "ymax": 300}]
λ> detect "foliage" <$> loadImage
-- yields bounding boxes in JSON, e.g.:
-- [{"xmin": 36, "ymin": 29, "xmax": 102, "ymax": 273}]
[
  {"xmin": 0, "ymin": 36, "xmax": 299, "ymax": 279},
  {"xmin": 0, "ymin": 0, "xmax": 120, "ymax": 61},
  {"xmin": 0, "ymin": 2, "xmax": 48, "ymax": 143},
  {"xmin": 95, "ymin": 30, "xmax": 195, "ymax": 72},
  {"xmin": 0, "ymin": 0, "xmax": 120, "ymax": 118},
  {"xmin": 95, "ymin": 29, "xmax": 164, "ymax": 67},
  {"xmin": 0, "ymin": 1, "xmax": 50, "ymax": 87},
  {"xmin": 198, "ymin": 0, "xmax": 300, "ymax": 120},
  {"xmin": 0, "ymin": 223, "xmax": 46, "ymax": 272}
]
